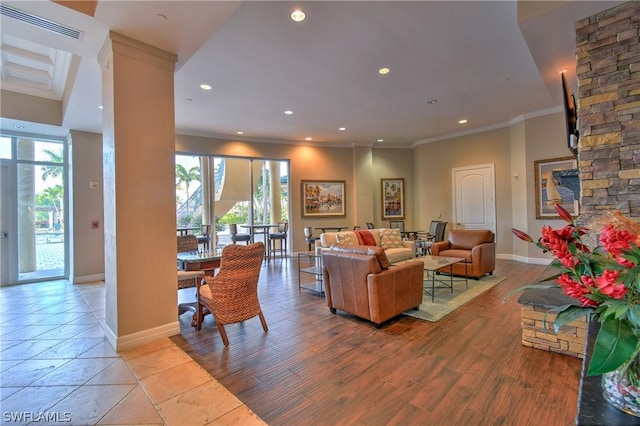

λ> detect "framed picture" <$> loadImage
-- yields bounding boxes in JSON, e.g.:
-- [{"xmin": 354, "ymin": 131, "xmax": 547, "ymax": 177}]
[
  {"xmin": 301, "ymin": 180, "xmax": 346, "ymax": 218},
  {"xmin": 535, "ymin": 157, "xmax": 579, "ymax": 219},
  {"xmin": 389, "ymin": 220, "xmax": 405, "ymax": 232},
  {"xmin": 381, "ymin": 178, "xmax": 405, "ymax": 220}
]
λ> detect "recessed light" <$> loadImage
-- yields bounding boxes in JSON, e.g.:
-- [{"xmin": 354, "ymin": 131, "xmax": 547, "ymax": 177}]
[
  {"xmin": 200, "ymin": 84, "xmax": 212, "ymax": 90},
  {"xmin": 237, "ymin": 131, "xmax": 244, "ymax": 135},
  {"xmin": 305, "ymin": 137, "xmax": 312, "ymax": 141},
  {"xmin": 377, "ymin": 139, "xmax": 384, "ymax": 143},
  {"xmin": 459, "ymin": 119, "xmax": 468, "ymax": 124},
  {"xmin": 378, "ymin": 67, "xmax": 390, "ymax": 75},
  {"xmin": 291, "ymin": 9, "xmax": 305, "ymax": 22},
  {"xmin": 427, "ymin": 99, "xmax": 438, "ymax": 104},
  {"xmin": 338, "ymin": 127, "xmax": 346, "ymax": 131},
  {"xmin": 284, "ymin": 110, "xmax": 293, "ymax": 115}
]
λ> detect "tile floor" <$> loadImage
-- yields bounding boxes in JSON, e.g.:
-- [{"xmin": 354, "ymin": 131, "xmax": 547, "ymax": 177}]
[{"xmin": 0, "ymin": 280, "xmax": 266, "ymax": 425}]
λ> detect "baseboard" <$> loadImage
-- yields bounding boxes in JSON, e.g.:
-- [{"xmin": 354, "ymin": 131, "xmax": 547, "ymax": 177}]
[
  {"xmin": 497, "ymin": 253, "xmax": 552, "ymax": 265},
  {"xmin": 73, "ymin": 273, "xmax": 105, "ymax": 284},
  {"xmin": 103, "ymin": 321, "xmax": 181, "ymax": 352}
]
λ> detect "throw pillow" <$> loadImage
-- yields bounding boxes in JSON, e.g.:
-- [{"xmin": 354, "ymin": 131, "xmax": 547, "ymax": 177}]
[
  {"xmin": 329, "ymin": 244, "xmax": 390, "ymax": 269},
  {"xmin": 335, "ymin": 232, "xmax": 354, "ymax": 245},
  {"xmin": 354, "ymin": 230, "xmax": 377, "ymax": 246},
  {"xmin": 380, "ymin": 228, "xmax": 404, "ymax": 249}
]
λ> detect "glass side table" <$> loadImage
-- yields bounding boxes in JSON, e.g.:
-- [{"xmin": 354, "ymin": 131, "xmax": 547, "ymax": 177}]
[{"xmin": 297, "ymin": 251, "xmax": 324, "ymax": 296}]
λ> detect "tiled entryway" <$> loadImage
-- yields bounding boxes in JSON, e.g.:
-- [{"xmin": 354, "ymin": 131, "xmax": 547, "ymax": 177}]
[{"xmin": 0, "ymin": 280, "xmax": 265, "ymax": 425}]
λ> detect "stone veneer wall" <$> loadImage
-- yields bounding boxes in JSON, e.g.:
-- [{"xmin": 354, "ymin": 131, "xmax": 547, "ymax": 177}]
[
  {"xmin": 575, "ymin": 1, "xmax": 640, "ymax": 220},
  {"xmin": 520, "ymin": 304, "xmax": 587, "ymax": 358}
]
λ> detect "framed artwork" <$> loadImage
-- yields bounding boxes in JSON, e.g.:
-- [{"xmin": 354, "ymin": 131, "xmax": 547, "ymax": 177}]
[
  {"xmin": 389, "ymin": 220, "xmax": 405, "ymax": 232},
  {"xmin": 535, "ymin": 157, "xmax": 579, "ymax": 219},
  {"xmin": 381, "ymin": 178, "xmax": 405, "ymax": 220},
  {"xmin": 301, "ymin": 180, "xmax": 346, "ymax": 218}
]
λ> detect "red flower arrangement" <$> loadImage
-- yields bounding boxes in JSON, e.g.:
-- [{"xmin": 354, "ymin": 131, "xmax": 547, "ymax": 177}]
[{"xmin": 510, "ymin": 204, "xmax": 640, "ymax": 378}]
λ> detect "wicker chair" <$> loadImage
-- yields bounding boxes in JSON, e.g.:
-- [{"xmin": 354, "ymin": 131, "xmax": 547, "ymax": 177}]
[
  {"xmin": 197, "ymin": 242, "xmax": 267, "ymax": 346},
  {"xmin": 177, "ymin": 235, "xmax": 203, "ymax": 290}
]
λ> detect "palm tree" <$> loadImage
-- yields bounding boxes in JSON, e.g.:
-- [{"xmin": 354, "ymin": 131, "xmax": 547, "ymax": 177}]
[
  {"xmin": 36, "ymin": 185, "xmax": 64, "ymax": 224},
  {"xmin": 175, "ymin": 164, "xmax": 200, "ymax": 215},
  {"xmin": 40, "ymin": 148, "xmax": 63, "ymax": 181}
]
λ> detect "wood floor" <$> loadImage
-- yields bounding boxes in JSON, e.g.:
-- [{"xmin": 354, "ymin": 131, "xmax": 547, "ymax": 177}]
[{"xmin": 172, "ymin": 258, "xmax": 582, "ymax": 426}]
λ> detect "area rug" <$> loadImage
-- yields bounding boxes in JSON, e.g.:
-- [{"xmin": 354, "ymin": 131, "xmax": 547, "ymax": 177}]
[{"xmin": 403, "ymin": 275, "xmax": 506, "ymax": 322}]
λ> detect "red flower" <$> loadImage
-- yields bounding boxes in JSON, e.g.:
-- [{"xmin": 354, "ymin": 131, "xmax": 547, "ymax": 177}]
[
  {"xmin": 540, "ymin": 226, "xmax": 579, "ymax": 268},
  {"xmin": 511, "ymin": 228, "xmax": 533, "ymax": 243},
  {"xmin": 600, "ymin": 225, "xmax": 636, "ymax": 256},
  {"xmin": 557, "ymin": 274, "xmax": 598, "ymax": 307},
  {"xmin": 555, "ymin": 204, "xmax": 575, "ymax": 225},
  {"xmin": 595, "ymin": 270, "xmax": 627, "ymax": 299}
]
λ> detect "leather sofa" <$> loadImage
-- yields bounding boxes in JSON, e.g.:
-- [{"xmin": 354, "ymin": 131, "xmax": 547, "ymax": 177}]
[
  {"xmin": 430, "ymin": 229, "xmax": 495, "ymax": 278},
  {"xmin": 316, "ymin": 228, "xmax": 415, "ymax": 264},
  {"xmin": 322, "ymin": 245, "xmax": 424, "ymax": 327}
]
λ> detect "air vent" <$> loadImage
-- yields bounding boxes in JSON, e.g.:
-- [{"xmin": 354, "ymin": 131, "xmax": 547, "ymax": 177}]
[{"xmin": 1, "ymin": 4, "xmax": 84, "ymax": 40}]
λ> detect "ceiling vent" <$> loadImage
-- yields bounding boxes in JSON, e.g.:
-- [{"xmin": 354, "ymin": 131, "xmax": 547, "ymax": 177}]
[{"xmin": 1, "ymin": 4, "xmax": 84, "ymax": 40}]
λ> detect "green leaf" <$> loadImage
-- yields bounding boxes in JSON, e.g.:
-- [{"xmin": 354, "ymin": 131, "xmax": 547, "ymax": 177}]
[
  {"xmin": 553, "ymin": 306, "xmax": 593, "ymax": 333},
  {"xmin": 587, "ymin": 318, "xmax": 639, "ymax": 376}
]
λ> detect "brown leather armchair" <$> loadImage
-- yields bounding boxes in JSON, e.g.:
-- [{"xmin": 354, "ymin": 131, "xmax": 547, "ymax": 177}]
[
  {"xmin": 322, "ymin": 245, "xmax": 424, "ymax": 327},
  {"xmin": 430, "ymin": 229, "xmax": 495, "ymax": 278}
]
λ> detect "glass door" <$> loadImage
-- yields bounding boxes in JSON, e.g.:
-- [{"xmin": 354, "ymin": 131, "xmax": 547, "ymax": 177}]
[
  {"xmin": 175, "ymin": 154, "xmax": 289, "ymax": 251},
  {"xmin": 1, "ymin": 135, "xmax": 68, "ymax": 285}
]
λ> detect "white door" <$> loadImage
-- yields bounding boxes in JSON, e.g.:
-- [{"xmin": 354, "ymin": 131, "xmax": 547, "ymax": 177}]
[{"xmin": 452, "ymin": 164, "xmax": 496, "ymax": 233}]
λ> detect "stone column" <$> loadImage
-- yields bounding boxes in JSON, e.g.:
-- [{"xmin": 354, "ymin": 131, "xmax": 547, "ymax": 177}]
[{"xmin": 576, "ymin": 1, "xmax": 640, "ymax": 221}]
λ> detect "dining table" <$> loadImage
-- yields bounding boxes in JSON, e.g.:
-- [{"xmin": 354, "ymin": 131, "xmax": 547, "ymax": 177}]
[
  {"xmin": 177, "ymin": 250, "xmax": 222, "ymax": 326},
  {"xmin": 315, "ymin": 226, "xmax": 348, "ymax": 233},
  {"xmin": 177, "ymin": 226, "xmax": 199, "ymax": 236}
]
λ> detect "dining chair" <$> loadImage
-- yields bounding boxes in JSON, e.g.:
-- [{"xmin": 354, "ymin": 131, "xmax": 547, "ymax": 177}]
[
  {"xmin": 304, "ymin": 226, "xmax": 319, "ymax": 251},
  {"xmin": 229, "ymin": 223, "xmax": 251, "ymax": 244},
  {"xmin": 269, "ymin": 221, "xmax": 288, "ymax": 260},
  {"xmin": 196, "ymin": 242, "xmax": 268, "ymax": 346},
  {"xmin": 176, "ymin": 235, "xmax": 204, "ymax": 316},
  {"xmin": 197, "ymin": 224, "xmax": 212, "ymax": 250}
]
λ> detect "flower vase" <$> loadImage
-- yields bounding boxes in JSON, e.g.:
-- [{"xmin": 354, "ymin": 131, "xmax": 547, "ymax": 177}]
[{"xmin": 601, "ymin": 357, "xmax": 640, "ymax": 417}]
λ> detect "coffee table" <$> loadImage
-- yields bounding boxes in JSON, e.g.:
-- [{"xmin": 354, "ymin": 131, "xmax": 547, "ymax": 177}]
[{"xmin": 396, "ymin": 255, "xmax": 467, "ymax": 302}]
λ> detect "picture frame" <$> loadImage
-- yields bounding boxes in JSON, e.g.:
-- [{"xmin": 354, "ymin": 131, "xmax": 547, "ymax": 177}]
[
  {"xmin": 389, "ymin": 220, "xmax": 405, "ymax": 232},
  {"xmin": 301, "ymin": 180, "xmax": 346, "ymax": 218},
  {"xmin": 381, "ymin": 178, "xmax": 405, "ymax": 220},
  {"xmin": 534, "ymin": 157, "xmax": 579, "ymax": 219}
]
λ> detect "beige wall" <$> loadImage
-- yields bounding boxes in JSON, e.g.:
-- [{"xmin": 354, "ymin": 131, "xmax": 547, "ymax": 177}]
[
  {"xmin": 523, "ymin": 112, "xmax": 575, "ymax": 261},
  {"xmin": 0, "ymin": 90, "xmax": 63, "ymax": 127},
  {"xmin": 371, "ymin": 148, "xmax": 415, "ymax": 229},
  {"xmin": 69, "ymin": 130, "xmax": 104, "ymax": 282},
  {"xmin": 413, "ymin": 127, "xmax": 512, "ymax": 254},
  {"xmin": 412, "ymin": 111, "xmax": 570, "ymax": 260}
]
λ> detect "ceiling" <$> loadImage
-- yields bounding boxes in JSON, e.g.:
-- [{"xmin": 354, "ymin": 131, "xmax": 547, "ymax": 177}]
[{"xmin": 0, "ymin": 1, "xmax": 625, "ymax": 148}]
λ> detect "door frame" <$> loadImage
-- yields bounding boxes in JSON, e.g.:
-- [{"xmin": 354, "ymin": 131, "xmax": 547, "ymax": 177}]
[
  {"xmin": 0, "ymin": 160, "xmax": 19, "ymax": 285},
  {"xmin": 451, "ymin": 163, "xmax": 496, "ymax": 234}
]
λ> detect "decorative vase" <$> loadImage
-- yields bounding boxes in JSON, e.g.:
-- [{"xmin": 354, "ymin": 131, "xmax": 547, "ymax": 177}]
[{"xmin": 601, "ymin": 357, "xmax": 640, "ymax": 417}]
